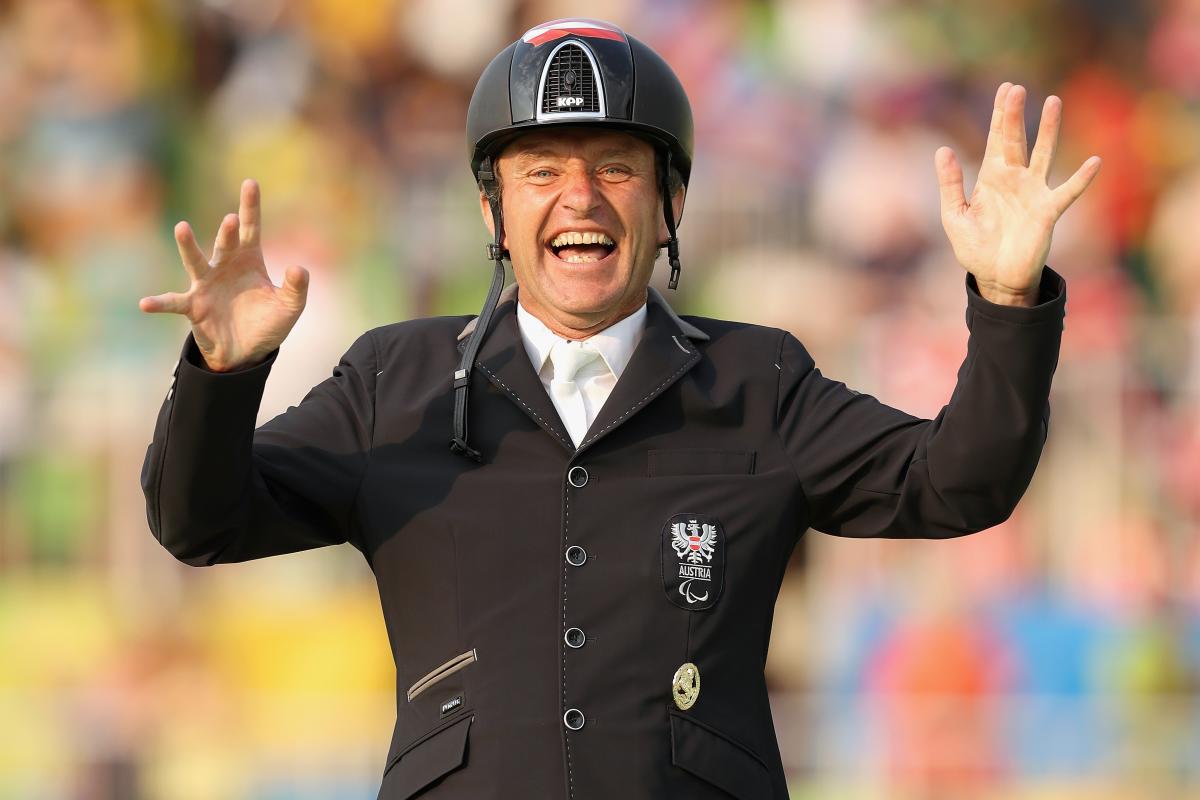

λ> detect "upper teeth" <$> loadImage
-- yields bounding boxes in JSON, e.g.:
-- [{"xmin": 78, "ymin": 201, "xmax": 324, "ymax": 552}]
[{"xmin": 551, "ymin": 232, "xmax": 615, "ymax": 248}]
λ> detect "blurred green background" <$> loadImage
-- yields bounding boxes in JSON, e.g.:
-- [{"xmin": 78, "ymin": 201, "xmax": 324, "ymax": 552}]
[{"xmin": 0, "ymin": 0, "xmax": 1197, "ymax": 797}]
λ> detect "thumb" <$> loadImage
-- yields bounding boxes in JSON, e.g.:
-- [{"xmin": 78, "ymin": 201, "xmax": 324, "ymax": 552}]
[
  {"xmin": 935, "ymin": 146, "xmax": 967, "ymax": 220},
  {"xmin": 280, "ymin": 265, "xmax": 309, "ymax": 309}
]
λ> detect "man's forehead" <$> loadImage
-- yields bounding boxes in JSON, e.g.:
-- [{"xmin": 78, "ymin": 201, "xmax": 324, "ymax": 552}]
[{"xmin": 500, "ymin": 128, "xmax": 653, "ymax": 160}]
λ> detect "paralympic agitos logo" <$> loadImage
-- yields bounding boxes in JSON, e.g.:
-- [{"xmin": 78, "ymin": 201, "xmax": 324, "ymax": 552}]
[{"xmin": 661, "ymin": 513, "xmax": 725, "ymax": 611}]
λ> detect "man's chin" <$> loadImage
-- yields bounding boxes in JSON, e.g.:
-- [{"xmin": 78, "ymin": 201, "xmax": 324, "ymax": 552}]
[
  {"xmin": 549, "ymin": 290, "xmax": 622, "ymax": 318},
  {"xmin": 537, "ymin": 262, "xmax": 625, "ymax": 312}
]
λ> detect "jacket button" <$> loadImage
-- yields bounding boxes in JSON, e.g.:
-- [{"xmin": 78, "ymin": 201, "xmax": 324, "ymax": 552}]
[
  {"xmin": 564, "ymin": 627, "xmax": 586, "ymax": 648},
  {"xmin": 567, "ymin": 465, "xmax": 588, "ymax": 487},
  {"xmin": 565, "ymin": 545, "xmax": 587, "ymax": 566},
  {"xmin": 563, "ymin": 708, "xmax": 585, "ymax": 730}
]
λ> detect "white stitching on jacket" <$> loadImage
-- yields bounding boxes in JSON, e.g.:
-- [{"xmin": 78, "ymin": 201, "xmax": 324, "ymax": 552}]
[
  {"xmin": 477, "ymin": 363, "xmax": 571, "ymax": 446},
  {"xmin": 579, "ymin": 355, "xmax": 698, "ymax": 448}
]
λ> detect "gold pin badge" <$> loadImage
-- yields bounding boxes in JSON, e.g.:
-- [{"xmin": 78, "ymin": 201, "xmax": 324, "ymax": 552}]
[{"xmin": 672, "ymin": 662, "xmax": 700, "ymax": 710}]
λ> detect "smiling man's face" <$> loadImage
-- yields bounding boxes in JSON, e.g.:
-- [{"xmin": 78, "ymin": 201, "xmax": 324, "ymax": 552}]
[{"xmin": 480, "ymin": 127, "xmax": 684, "ymax": 339}]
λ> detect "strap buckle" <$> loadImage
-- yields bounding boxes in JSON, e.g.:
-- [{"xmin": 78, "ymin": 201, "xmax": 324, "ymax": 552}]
[{"xmin": 449, "ymin": 436, "xmax": 482, "ymax": 462}]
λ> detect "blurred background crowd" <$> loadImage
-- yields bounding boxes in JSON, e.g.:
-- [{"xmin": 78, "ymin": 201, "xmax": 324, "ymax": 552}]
[{"xmin": 0, "ymin": 0, "xmax": 1197, "ymax": 797}]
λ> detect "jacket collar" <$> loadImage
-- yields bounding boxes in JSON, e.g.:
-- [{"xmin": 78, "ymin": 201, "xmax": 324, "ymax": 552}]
[
  {"xmin": 455, "ymin": 283, "xmax": 709, "ymax": 454},
  {"xmin": 515, "ymin": 295, "xmax": 647, "ymax": 382}
]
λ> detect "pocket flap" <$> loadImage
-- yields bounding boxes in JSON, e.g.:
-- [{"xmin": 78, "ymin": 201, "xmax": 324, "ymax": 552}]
[
  {"xmin": 648, "ymin": 449, "xmax": 756, "ymax": 476},
  {"xmin": 380, "ymin": 714, "xmax": 472, "ymax": 799},
  {"xmin": 669, "ymin": 711, "xmax": 772, "ymax": 800}
]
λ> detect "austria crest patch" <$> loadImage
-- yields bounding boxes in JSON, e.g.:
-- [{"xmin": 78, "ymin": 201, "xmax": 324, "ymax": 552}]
[{"xmin": 662, "ymin": 513, "xmax": 725, "ymax": 611}]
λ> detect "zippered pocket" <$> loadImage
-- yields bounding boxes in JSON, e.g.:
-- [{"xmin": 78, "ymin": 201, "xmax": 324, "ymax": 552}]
[{"xmin": 406, "ymin": 648, "xmax": 477, "ymax": 702}]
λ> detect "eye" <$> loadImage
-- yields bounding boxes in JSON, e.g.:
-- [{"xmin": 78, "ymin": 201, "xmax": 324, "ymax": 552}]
[
  {"xmin": 601, "ymin": 165, "xmax": 631, "ymax": 178},
  {"xmin": 525, "ymin": 167, "xmax": 558, "ymax": 185}
]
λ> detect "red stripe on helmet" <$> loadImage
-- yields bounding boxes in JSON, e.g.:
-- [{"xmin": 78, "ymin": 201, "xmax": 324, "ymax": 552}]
[{"xmin": 521, "ymin": 18, "xmax": 626, "ymax": 47}]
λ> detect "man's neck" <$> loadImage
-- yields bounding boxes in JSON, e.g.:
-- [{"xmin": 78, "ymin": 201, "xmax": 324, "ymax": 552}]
[{"xmin": 517, "ymin": 291, "xmax": 647, "ymax": 340}]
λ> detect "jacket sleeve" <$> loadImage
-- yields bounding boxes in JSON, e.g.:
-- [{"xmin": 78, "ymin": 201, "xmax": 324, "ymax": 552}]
[
  {"xmin": 140, "ymin": 328, "xmax": 377, "ymax": 565},
  {"xmin": 775, "ymin": 265, "xmax": 1066, "ymax": 538}
]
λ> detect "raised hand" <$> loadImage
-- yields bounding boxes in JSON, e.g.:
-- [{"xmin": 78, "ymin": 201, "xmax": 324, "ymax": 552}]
[
  {"xmin": 935, "ymin": 82, "xmax": 1102, "ymax": 306},
  {"xmin": 139, "ymin": 179, "xmax": 309, "ymax": 371}
]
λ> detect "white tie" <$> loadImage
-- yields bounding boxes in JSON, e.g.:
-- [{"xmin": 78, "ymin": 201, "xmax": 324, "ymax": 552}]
[{"xmin": 549, "ymin": 339, "xmax": 604, "ymax": 447}]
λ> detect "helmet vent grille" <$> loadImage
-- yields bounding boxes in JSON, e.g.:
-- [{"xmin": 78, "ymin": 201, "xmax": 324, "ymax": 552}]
[{"xmin": 541, "ymin": 44, "xmax": 600, "ymax": 115}]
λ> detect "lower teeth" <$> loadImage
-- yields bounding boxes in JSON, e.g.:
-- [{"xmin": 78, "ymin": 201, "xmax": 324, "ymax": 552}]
[{"xmin": 563, "ymin": 255, "xmax": 599, "ymax": 263}]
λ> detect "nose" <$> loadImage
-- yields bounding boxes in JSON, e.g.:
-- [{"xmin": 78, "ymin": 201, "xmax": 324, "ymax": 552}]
[{"xmin": 560, "ymin": 164, "xmax": 601, "ymax": 216}]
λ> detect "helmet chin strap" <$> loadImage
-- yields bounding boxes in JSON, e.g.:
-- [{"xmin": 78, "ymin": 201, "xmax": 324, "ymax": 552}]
[
  {"xmin": 450, "ymin": 155, "xmax": 508, "ymax": 462},
  {"xmin": 659, "ymin": 148, "xmax": 682, "ymax": 290}
]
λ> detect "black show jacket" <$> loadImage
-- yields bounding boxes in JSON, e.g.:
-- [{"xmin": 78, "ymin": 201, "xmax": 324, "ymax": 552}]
[{"xmin": 141, "ymin": 266, "xmax": 1066, "ymax": 800}]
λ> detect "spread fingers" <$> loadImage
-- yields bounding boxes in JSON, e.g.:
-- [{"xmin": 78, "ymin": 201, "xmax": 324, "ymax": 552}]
[
  {"xmin": 174, "ymin": 221, "xmax": 210, "ymax": 282},
  {"xmin": 239, "ymin": 178, "xmax": 261, "ymax": 247}
]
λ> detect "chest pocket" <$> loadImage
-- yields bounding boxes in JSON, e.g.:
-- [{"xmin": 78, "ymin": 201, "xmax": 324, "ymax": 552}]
[{"xmin": 647, "ymin": 449, "xmax": 756, "ymax": 477}]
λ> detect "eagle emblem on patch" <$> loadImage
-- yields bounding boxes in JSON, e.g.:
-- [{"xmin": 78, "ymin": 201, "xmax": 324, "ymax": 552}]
[{"xmin": 661, "ymin": 513, "xmax": 725, "ymax": 610}]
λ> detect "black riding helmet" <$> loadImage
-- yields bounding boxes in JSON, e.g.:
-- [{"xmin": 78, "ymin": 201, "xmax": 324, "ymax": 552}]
[{"xmin": 450, "ymin": 18, "xmax": 695, "ymax": 461}]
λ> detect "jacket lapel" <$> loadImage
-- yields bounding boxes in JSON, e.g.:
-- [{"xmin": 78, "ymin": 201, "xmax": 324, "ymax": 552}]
[
  {"xmin": 457, "ymin": 283, "xmax": 575, "ymax": 451},
  {"xmin": 456, "ymin": 283, "xmax": 710, "ymax": 455},
  {"xmin": 574, "ymin": 288, "xmax": 707, "ymax": 454}
]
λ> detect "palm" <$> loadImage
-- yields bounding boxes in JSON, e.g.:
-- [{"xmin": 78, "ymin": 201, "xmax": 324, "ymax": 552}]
[
  {"xmin": 935, "ymin": 83, "xmax": 1101, "ymax": 303},
  {"xmin": 139, "ymin": 179, "xmax": 309, "ymax": 371}
]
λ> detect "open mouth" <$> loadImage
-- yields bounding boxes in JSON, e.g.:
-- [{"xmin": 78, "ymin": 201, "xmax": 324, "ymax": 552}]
[{"xmin": 546, "ymin": 231, "xmax": 617, "ymax": 264}]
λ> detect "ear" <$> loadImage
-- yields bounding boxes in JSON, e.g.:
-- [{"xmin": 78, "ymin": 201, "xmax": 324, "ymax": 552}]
[
  {"xmin": 671, "ymin": 184, "xmax": 686, "ymax": 225},
  {"xmin": 656, "ymin": 185, "xmax": 687, "ymax": 244},
  {"xmin": 479, "ymin": 190, "xmax": 495, "ymax": 239},
  {"xmin": 479, "ymin": 190, "xmax": 509, "ymax": 248}
]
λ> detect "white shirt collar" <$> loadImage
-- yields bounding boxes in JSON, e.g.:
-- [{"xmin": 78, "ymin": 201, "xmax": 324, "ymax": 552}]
[{"xmin": 516, "ymin": 295, "xmax": 647, "ymax": 381}]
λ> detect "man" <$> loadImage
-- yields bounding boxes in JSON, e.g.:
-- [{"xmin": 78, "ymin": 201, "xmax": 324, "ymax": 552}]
[{"xmin": 138, "ymin": 17, "xmax": 1100, "ymax": 800}]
